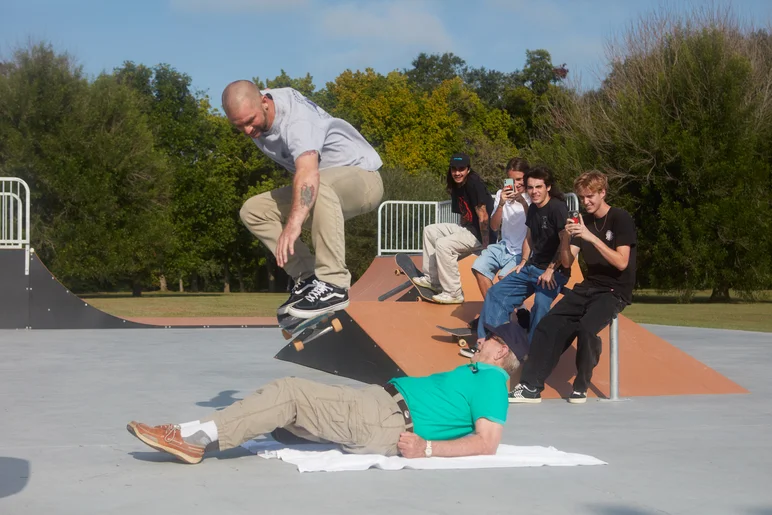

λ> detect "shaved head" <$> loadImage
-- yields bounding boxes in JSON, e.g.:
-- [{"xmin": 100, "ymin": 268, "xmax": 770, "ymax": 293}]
[
  {"xmin": 222, "ymin": 80, "xmax": 275, "ymax": 139},
  {"xmin": 222, "ymin": 80, "xmax": 261, "ymax": 116}
]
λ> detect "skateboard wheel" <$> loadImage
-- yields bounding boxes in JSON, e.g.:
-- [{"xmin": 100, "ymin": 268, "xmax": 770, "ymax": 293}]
[
  {"xmin": 394, "ymin": 268, "xmax": 402, "ymax": 276},
  {"xmin": 282, "ymin": 329, "xmax": 292, "ymax": 339},
  {"xmin": 331, "ymin": 318, "xmax": 343, "ymax": 332},
  {"xmin": 458, "ymin": 338, "xmax": 467, "ymax": 348},
  {"xmin": 293, "ymin": 341, "xmax": 304, "ymax": 351}
]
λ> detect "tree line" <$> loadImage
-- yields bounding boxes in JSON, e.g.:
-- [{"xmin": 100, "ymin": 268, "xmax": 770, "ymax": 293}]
[{"xmin": 1, "ymin": 7, "xmax": 769, "ymax": 300}]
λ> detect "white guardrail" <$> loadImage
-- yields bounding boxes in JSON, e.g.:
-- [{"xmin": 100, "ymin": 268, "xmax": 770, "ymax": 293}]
[{"xmin": 1, "ymin": 177, "xmax": 31, "ymax": 250}]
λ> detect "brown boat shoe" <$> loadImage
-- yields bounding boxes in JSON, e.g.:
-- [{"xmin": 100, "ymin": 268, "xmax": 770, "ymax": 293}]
[{"xmin": 127, "ymin": 421, "xmax": 206, "ymax": 464}]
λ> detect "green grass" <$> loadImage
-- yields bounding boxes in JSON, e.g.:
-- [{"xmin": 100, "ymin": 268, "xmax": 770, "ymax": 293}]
[
  {"xmin": 82, "ymin": 289, "xmax": 772, "ymax": 332},
  {"xmin": 82, "ymin": 292, "xmax": 286, "ymax": 318},
  {"xmin": 625, "ymin": 289, "xmax": 772, "ymax": 333}
]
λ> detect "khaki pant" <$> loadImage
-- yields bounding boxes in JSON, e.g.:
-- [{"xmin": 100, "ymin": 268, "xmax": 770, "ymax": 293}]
[
  {"xmin": 204, "ymin": 378, "xmax": 406, "ymax": 455},
  {"xmin": 422, "ymin": 223, "xmax": 481, "ymax": 296},
  {"xmin": 240, "ymin": 167, "xmax": 384, "ymax": 289}
]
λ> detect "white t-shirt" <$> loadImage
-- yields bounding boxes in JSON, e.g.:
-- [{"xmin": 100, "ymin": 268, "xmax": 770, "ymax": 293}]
[
  {"xmin": 493, "ymin": 190, "xmax": 531, "ymax": 255},
  {"xmin": 253, "ymin": 88, "xmax": 383, "ymax": 173}
]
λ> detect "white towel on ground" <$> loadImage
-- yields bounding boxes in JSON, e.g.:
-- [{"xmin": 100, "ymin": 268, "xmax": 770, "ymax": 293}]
[{"xmin": 240, "ymin": 440, "xmax": 607, "ymax": 473}]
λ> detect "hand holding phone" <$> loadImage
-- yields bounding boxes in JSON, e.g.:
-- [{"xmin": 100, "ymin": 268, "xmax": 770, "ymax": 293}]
[{"xmin": 503, "ymin": 178, "xmax": 515, "ymax": 203}]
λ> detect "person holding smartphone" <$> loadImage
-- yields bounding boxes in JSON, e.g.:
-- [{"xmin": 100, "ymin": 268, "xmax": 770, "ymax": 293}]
[
  {"xmin": 509, "ymin": 170, "xmax": 637, "ymax": 404},
  {"xmin": 471, "ymin": 158, "xmax": 531, "ymax": 299}
]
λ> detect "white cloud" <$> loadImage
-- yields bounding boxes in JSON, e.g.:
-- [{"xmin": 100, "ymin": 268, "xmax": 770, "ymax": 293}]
[
  {"xmin": 321, "ymin": 0, "xmax": 452, "ymax": 51},
  {"xmin": 170, "ymin": 0, "xmax": 308, "ymax": 13}
]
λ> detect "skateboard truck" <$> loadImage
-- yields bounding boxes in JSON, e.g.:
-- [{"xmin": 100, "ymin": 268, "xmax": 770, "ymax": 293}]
[
  {"xmin": 292, "ymin": 318, "xmax": 343, "ymax": 351},
  {"xmin": 436, "ymin": 325, "xmax": 475, "ymax": 348}
]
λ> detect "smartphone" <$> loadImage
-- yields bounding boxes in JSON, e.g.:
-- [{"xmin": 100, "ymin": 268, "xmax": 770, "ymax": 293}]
[
  {"xmin": 569, "ymin": 210, "xmax": 580, "ymax": 224},
  {"xmin": 503, "ymin": 178, "xmax": 514, "ymax": 190}
]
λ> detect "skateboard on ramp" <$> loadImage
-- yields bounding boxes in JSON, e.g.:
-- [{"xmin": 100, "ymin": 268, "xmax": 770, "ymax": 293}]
[
  {"xmin": 436, "ymin": 325, "xmax": 476, "ymax": 348},
  {"xmin": 279, "ymin": 311, "xmax": 344, "ymax": 352},
  {"xmin": 394, "ymin": 253, "xmax": 439, "ymax": 302}
]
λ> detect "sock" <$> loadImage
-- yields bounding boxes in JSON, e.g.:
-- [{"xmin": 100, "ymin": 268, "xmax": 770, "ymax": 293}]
[{"xmin": 179, "ymin": 420, "xmax": 218, "ymax": 442}]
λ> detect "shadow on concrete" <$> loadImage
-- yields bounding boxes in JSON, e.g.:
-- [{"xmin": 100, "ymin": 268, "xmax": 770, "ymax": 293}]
[
  {"xmin": 130, "ymin": 446, "xmax": 252, "ymax": 464},
  {"xmin": 587, "ymin": 505, "xmax": 666, "ymax": 515},
  {"xmin": 195, "ymin": 390, "xmax": 243, "ymax": 410},
  {"xmin": 746, "ymin": 508, "xmax": 772, "ymax": 515},
  {"xmin": 0, "ymin": 457, "xmax": 30, "ymax": 498}
]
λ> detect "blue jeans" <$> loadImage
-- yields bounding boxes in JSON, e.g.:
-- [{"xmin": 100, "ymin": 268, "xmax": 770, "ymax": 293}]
[{"xmin": 477, "ymin": 264, "xmax": 569, "ymax": 342}]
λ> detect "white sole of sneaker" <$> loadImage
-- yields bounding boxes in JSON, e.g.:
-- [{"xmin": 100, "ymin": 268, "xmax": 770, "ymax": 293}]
[
  {"xmin": 126, "ymin": 422, "xmax": 203, "ymax": 464},
  {"xmin": 287, "ymin": 300, "xmax": 350, "ymax": 319},
  {"xmin": 568, "ymin": 397, "xmax": 587, "ymax": 404},
  {"xmin": 276, "ymin": 301, "xmax": 301, "ymax": 316},
  {"xmin": 508, "ymin": 397, "xmax": 542, "ymax": 404},
  {"xmin": 432, "ymin": 297, "xmax": 464, "ymax": 304}
]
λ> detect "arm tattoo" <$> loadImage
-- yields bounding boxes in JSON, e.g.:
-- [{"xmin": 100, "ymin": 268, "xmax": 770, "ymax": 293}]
[
  {"xmin": 300, "ymin": 184, "xmax": 315, "ymax": 208},
  {"xmin": 480, "ymin": 219, "xmax": 490, "ymax": 247}
]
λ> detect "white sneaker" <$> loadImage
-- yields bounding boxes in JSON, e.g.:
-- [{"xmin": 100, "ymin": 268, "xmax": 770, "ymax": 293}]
[
  {"xmin": 413, "ymin": 275, "xmax": 440, "ymax": 292},
  {"xmin": 432, "ymin": 291, "xmax": 464, "ymax": 304}
]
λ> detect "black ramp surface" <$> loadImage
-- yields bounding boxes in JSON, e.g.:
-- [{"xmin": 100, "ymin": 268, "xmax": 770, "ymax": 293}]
[
  {"xmin": 0, "ymin": 249, "xmax": 29, "ymax": 329},
  {"xmin": 27, "ymin": 253, "xmax": 147, "ymax": 329},
  {"xmin": 274, "ymin": 310, "xmax": 405, "ymax": 385}
]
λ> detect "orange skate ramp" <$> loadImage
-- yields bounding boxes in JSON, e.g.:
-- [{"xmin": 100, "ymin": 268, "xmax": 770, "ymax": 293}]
[
  {"xmin": 279, "ymin": 255, "xmax": 746, "ymax": 398},
  {"xmin": 346, "ymin": 300, "xmax": 746, "ymax": 398},
  {"xmin": 349, "ymin": 255, "xmax": 420, "ymax": 302}
]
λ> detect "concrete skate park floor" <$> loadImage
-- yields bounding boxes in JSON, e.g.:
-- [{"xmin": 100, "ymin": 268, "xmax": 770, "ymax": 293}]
[{"xmin": 1, "ymin": 325, "xmax": 770, "ymax": 515}]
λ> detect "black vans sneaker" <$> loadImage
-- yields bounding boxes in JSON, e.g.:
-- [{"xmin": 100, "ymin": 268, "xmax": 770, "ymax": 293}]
[
  {"xmin": 277, "ymin": 275, "xmax": 318, "ymax": 315},
  {"xmin": 568, "ymin": 391, "xmax": 587, "ymax": 404},
  {"xmin": 508, "ymin": 383, "xmax": 542, "ymax": 404},
  {"xmin": 287, "ymin": 279, "xmax": 349, "ymax": 318}
]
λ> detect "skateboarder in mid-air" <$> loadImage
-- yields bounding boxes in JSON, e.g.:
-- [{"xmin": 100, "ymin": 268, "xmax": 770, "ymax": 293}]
[
  {"xmin": 127, "ymin": 322, "xmax": 528, "ymax": 463},
  {"xmin": 222, "ymin": 80, "xmax": 384, "ymax": 319}
]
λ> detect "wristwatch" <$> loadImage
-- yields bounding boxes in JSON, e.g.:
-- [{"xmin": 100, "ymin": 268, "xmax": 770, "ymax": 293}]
[{"xmin": 424, "ymin": 440, "xmax": 433, "ymax": 458}]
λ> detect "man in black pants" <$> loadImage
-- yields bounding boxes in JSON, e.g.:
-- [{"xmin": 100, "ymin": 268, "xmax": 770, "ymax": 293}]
[{"xmin": 509, "ymin": 170, "xmax": 636, "ymax": 404}]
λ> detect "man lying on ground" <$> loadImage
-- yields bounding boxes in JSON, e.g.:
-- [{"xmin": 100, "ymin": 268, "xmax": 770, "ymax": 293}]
[{"xmin": 127, "ymin": 322, "xmax": 528, "ymax": 463}]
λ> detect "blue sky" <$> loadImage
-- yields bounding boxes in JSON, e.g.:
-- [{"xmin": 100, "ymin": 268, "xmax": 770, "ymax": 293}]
[{"xmin": 3, "ymin": 0, "xmax": 771, "ymax": 100}]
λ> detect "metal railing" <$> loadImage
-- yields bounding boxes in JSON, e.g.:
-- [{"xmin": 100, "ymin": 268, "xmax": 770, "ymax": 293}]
[
  {"xmin": 1, "ymin": 178, "xmax": 30, "ymax": 250},
  {"xmin": 377, "ymin": 201, "xmax": 460, "ymax": 255}
]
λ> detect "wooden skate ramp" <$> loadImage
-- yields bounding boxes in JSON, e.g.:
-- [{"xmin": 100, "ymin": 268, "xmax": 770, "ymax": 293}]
[
  {"xmin": 279, "ymin": 254, "xmax": 747, "ymax": 398},
  {"xmin": 349, "ymin": 255, "xmax": 421, "ymax": 302}
]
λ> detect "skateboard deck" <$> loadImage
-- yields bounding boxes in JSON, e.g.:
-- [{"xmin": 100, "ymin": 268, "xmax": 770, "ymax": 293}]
[
  {"xmin": 394, "ymin": 253, "xmax": 438, "ymax": 302},
  {"xmin": 436, "ymin": 325, "xmax": 475, "ymax": 348},
  {"xmin": 281, "ymin": 312, "xmax": 334, "ymax": 340}
]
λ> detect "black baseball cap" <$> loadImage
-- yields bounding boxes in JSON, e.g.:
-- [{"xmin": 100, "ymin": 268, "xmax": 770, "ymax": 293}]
[
  {"xmin": 483, "ymin": 321, "xmax": 529, "ymax": 362},
  {"xmin": 449, "ymin": 152, "xmax": 471, "ymax": 169}
]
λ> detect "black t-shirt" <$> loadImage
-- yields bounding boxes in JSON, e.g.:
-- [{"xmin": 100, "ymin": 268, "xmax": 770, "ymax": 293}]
[
  {"xmin": 452, "ymin": 172, "xmax": 494, "ymax": 242},
  {"xmin": 572, "ymin": 207, "xmax": 637, "ymax": 304},
  {"xmin": 526, "ymin": 197, "xmax": 569, "ymax": 274}
]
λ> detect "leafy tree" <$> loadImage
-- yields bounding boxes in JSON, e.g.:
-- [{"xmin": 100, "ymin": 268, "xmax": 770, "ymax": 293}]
[
  {"xmin": 0, "ymin": 43, "xmax": 172, "ymax": 294},
  {"xmin": 254, "ymin": 69, "xmax": 316, "ymax": 98},
  {"xmin": 404, "ymin": 52, "xmax": 467, "ymax": 92},
  {"xmin": 529, "ymin": 9, "xmax": 772, "ymax": 299}
]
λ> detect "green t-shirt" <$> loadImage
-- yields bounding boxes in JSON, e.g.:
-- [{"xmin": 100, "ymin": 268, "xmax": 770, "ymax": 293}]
[{"xmin": 389, "ymin": 363, "xmax": 509, "ymax": 441}]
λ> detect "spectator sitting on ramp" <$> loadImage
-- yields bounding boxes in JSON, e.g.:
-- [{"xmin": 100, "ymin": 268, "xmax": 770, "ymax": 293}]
[
  {"xmin": 471, "ymin": 157, "xmax": 531, "ymax": 299},
  {"xmin": 126, "ymin": 321, "xmax": 527, "ymax": 463},
  {"xmin": 510, "ymin": 171, "xmax": 637, "ymax": 404},
  {"xmin": 475, "ymin": 165, "xmax": 571, "ymax": 344},
  {"xmin": 413, "ymin": 152, "xmax": 494, "ymax": 304},
  {"xmin": 222, "ymin": 81, "xmax": 384, "ymax": 319}
]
